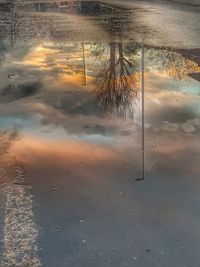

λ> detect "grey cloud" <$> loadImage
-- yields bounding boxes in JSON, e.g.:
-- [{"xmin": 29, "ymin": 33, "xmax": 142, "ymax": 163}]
[
  {"xmin": 48, "ymin": 91, "xmax": 101, "ymax": 117},
  {"xmin": 83, "ymin": 124, "xmax": 118, "ymax": 136},
  {"xmin": 0, "ymin": 81, "xmax": 42, "ymax": 102}
]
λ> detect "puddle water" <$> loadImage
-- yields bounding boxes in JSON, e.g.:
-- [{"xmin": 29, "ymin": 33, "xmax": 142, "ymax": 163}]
[{"xmin": 0, "ymin": 1, "xmax": 200, "ymax": 267}]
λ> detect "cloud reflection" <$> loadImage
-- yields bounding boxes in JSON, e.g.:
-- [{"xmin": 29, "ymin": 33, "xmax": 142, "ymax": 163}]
[{"xmin": 0, "ymin": 40, "xmax": 199, "ymax": 179}]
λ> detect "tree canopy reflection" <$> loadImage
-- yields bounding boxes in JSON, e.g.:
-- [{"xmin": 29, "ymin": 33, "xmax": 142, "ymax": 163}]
[
  {"xmin": 94, "ymin": 42, "xmax": 141, "ymax": 119},
  {"xmin": 147, "ymin": 47, "xmax": 199, "ymax": 80}
]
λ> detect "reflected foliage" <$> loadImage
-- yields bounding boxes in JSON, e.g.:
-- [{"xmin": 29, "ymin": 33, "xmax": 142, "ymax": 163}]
[
  {"xmin": 148, "ymin": 48, "xmax": 199, "ymax": 80},
  {"xmin": 0, "ymin": 43, "xmax": 6, "ymax": 63}
]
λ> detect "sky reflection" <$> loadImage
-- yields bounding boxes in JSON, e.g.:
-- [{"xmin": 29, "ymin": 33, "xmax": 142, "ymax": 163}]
[{"xmin": 0, "ymin": 38, "xmax": 199, "ymax": 179}]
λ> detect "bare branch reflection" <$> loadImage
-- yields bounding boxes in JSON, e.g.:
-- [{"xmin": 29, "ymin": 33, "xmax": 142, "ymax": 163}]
[{"xmin": 94, "ymin": 42, "xmax": 140, "ymax": 119}]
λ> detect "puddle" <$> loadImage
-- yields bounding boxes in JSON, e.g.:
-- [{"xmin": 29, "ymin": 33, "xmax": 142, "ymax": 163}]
[{"xmin": 0, "ymin": 1, "xmax": 200, "ymax": 267}]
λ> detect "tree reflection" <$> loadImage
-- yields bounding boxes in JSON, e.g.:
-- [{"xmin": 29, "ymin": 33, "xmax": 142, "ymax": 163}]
[
  {"xmin": 147, "ymin": 47, "xmax": 199, "ymax": 80},
  {"xmin": 94, "ymin": 42, "xmax": 140, "ymax": 119},
  {"xmin": 0, "ymin": 42, "xmax": 6, "ymax": 64}
]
